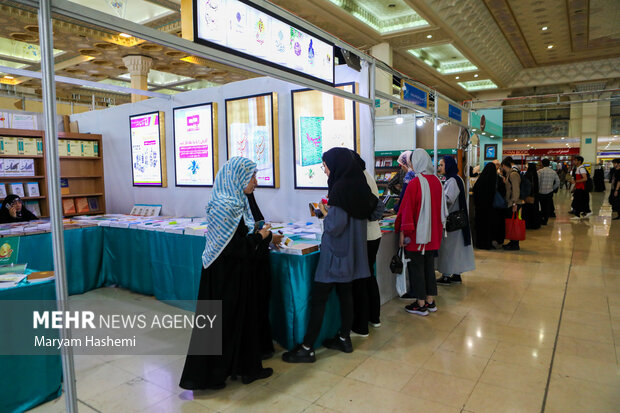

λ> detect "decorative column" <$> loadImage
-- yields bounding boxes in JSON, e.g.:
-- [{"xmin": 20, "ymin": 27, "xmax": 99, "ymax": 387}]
[
  {"xmin": 570, "ymin": 94, "xmax": 610, "ymax": 165},
  {"xmin": 370, "ymin": 43, "xmax": 393, "ymax": 117},
  {"xmin": 121, "ymin": 55, "xmax": 153, "ymax": 103}
]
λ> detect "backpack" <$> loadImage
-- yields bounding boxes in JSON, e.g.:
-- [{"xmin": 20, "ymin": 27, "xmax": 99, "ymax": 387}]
[{"xmin": 519, "ymin": 173, "xmax": 532, "ymax": 200}]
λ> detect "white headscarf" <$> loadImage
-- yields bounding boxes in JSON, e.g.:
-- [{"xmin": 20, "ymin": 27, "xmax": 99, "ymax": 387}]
[{"xmin": 409, "ymin": 149, "xmax": 448, "ymax": 253}]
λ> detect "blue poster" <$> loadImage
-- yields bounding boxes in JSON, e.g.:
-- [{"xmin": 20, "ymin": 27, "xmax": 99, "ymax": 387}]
[
  {"xmin": 402, "ymin": 81, "xmax": 428, "ymax": 108},
  {"xmin": 449, "ymin": 104, "xmax": 462, "ymax": 122},
  {"xmin": 300, "ymin": 116, "xmax": 324, "ymax": 166}
]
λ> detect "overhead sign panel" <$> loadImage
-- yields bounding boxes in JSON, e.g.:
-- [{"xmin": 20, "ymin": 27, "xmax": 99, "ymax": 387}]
[
  {"xmin": 401, "ymin": 80, "xmax": 428, "ymax": 108},
  {"xmin": 187, "ymin": 0, "xmax": 335, "ymax": 85}
]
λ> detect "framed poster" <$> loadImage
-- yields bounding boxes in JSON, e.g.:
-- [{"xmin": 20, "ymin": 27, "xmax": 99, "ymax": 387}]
[
  {"xmin": 484, "ymin": 143, "xmax": 498, "ymax": 160},
  {"xmin": 225, "ymin": 93, "xmax": 279, "ymax": 188},
  {"xmin": 129, "ymin": 111, "xmax": 167, "ymax": 187},
  {"xmin": 292, "ymin": 83, "xmax": 359, "ymax": 189},
  {"xmin": 189, "ymin": 0, "xmax": 335, "ymax": 85},
  {"xmin": 173, "ymin": 102, "xmax": 218, "ymax": 186}
]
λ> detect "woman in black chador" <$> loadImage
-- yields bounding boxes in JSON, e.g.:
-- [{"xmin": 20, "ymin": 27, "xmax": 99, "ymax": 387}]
[{"xmin": 179, "ymin": 157, "xmax": 277, "ymax": 390}]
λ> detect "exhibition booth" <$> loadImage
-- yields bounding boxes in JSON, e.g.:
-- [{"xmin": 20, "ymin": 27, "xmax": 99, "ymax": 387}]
[{"xmin": 0, "ymin": 0, "xmax": 472, "ymax": 412}]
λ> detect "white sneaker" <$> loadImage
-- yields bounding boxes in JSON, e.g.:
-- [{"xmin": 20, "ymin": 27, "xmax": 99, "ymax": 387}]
[
  {"xmin": 369, "ymin": 322, "xmax": 381, "ymax": 328},
  {"xmin": 350, "ymin": 331, "xmax": 369, "ymax": 338},
  {"xmin": 570, "ymin": 216, "xmax": 581, "ymax": 221},
  {"xmin": 583, "ymin": 212, "xmax": 593, "ymax": 218}
]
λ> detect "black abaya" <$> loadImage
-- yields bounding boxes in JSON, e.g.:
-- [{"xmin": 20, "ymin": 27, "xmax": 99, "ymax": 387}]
[
  {"xmin": 180, "ymin": 221, "xmax": 265, "ymax": 389},
  {"xmin": 473, "ymin": 164, "xmax": 500, "ymax": 250}
]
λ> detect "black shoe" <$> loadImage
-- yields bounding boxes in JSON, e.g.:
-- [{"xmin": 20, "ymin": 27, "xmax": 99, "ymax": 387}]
[
  {"xmin": 399, "ymin": 292, "xmax": 415, "ymax": 300},
  {"xmin": 404, "ymin": 302, "xmax": 429, "ymax": 316},
  {"xmin": 282, "ymin": 344, "xmax": 316, "ymax": 363},
  {"xmin": 261, "ymin": 351, "xmax": 275, "ymax": 360},
  {"xmin": 450, "ymin": 274, "xmax": 462, "ymax": 284},
  {"xmin": 502, "ymin": 243, "xmax": 520, "ymax": 251},
  {"xmin": 436, "ymin": 275, "xmax": 452, "ymax": 285},
  {"xmin": 241, "ymin": 367, "xmax": 273, "ymax": 384},
  {"xmin": 425, "ymin": 301, "xmax": 437, "ymax": 312},
  {"xmin": 323, "ymin": 335, "xmax": 353, "ymax": 353}
]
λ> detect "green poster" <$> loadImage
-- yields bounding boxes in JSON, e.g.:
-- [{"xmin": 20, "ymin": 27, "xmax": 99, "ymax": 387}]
[
  {"xmin": 300, "ymin": 116, "xmax": 324, "ymax": 166},
  {"xmin": 0, "ymin": 236, "xmax": 20, "ymax": 265}
]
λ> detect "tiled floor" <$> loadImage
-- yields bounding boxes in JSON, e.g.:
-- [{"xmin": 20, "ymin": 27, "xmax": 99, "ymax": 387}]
[{"xmin": 30, "ymin": 190, "xmax": 620, "ymax": 413}]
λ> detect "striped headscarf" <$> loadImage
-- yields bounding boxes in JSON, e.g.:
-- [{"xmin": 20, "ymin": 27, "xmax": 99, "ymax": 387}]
[{"xmin": 202, "ymin": 157, "xmax": 257, "ymax": 269}]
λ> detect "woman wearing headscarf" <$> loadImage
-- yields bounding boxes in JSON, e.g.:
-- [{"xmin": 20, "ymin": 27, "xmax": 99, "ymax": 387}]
[
  {"xmin": 522, "ymin": 163, "xmax": 541, "ymax": 229},
  {"xmin": 350, "ymin": 150, "xmax": 383, "ymax": 336},
  {"xmin": 472, "ymin": 163, "xmax": 500, "ymax": 250},
  {"xmin": 246, "ymin": 192, "xmax": 283, "ymax": 359},
  {"xmin": 436, "ymin": 156, "xmax": 475, "ymax": 285},
  {"xmin": 180, "ymin": 157, "xmax": 275, "ymax": 390},
  {"xmin": 393, "ymin": 150, "xmax": 415, "ymax": 213},
  {"xmin": 283, "ymin": 148, "xmax": 379, "ymax": 363},
  {"xmin": 0, "ymin": 195, "xmax": 38, "ymax": 223},
  {"xmin": 395, "ymin": 149, "xmax": 447, "ymax": 316}
]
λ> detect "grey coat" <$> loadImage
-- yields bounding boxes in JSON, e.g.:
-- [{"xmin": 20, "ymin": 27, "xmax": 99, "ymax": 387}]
[{"xmin": 314, "ymin": 206, "xmax": 370, "ymax": 283}]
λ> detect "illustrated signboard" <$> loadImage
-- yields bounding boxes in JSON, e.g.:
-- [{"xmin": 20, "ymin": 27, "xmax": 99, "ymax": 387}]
[
  {"xmin": 129, "ymin": 111, "xmax": 167, "ymax": 187},
  {"xmin": 292, "ymin": 83, "xmax": 358, "ymax": 189},
  {"xmin": 173, "ymin": 103, "xmax": 218, "ymax": 186},
  {"xmin": 225, "ymin": 93, "xmax": 279, "ymax": 188},
  {"xmin": 191, "ymin": 0, "xmax": 335, "ymax": 85}
]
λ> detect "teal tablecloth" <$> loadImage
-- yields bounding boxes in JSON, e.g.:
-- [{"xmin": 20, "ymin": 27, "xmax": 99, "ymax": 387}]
[
  {"xmin": 15, "ymin": 226, "xmax": 105, "ymax": 295},
  {"xmin": 0, "ymin": 279, "xmax": 62, "ymax": 413}
]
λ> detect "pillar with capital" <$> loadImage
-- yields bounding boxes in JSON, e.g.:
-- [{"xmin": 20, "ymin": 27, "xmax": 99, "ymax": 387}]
[{"xmin": 121, "ymin": 55, "xmax": 153, "ymax": 103}]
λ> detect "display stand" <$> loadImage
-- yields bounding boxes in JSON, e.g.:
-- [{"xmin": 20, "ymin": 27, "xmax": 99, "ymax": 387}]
[{"xmin": 0, "ymin": 128, "xmax": 105, "ymax": 217}]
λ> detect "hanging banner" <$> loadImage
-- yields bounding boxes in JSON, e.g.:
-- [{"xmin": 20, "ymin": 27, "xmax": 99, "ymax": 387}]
[
  {"xmin": 448, "ymin": 104, "xmax": 462, "ymax": 122},
  {"xmin": 401, "ymin": 80, "xmax": 428, "ymax": 109}
]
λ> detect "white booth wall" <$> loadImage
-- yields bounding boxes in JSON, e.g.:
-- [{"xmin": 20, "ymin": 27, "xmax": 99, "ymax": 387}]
[
  {"xmin": 71, "ymin": 66, "xmax": 371, "ymax": 222},
  {"xmin": 375, "ymin": 115, "xmax": 463, "ymax": 152}
]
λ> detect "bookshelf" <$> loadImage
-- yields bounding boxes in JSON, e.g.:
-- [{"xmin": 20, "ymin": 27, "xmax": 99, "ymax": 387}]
[{"xmin": 0, "ymin": 128, "xmax": 105, "ymax": 218}]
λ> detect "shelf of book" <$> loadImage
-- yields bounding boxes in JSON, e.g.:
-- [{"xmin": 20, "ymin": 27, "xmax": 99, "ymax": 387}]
[
  {"xmin": 0, "ymin": 196, "xmax": 45, "ymax": 201},
  {"xmin": 64, "ymin": 210, "xmax": 104, "ymax": 217},
  {"xmin": 62, "ymin": 193, "xmax": 104, "ymax": 198},
  {"xmin": 61, "ymin": 175, "xmax": 102, "ymax": 179},
  {"xmin": 59, "ymin": 156, "xmax": 102, "ymax": 160},
  {"xmin": 0, "ymin": 176, "xmax": 45, "ymax": 180},
  {"xmin": 0, "ymin": 154, "xmax": 44, "ymax": 159}
]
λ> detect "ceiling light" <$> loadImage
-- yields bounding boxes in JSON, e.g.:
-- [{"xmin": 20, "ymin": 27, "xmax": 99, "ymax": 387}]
[
  {"xmin": 514, "ymin": 139, "xmax": 517, "ymax": 141},
  {"xmin": 527, "ymin": 144, "xmax": 530, "ymax": 147},
  {"xmin": 416, "ymin": 119, "xmax": 424, "ymax": 127},
  {"xmin": 542, "ymin": 26, "xmax": 548, "ymax": 31},
  {"xmin": 561, "ymin": 137, "xmax": 565, "ymax": 140},
  {"xmin": 395, "ymin": 117, "xmax": 404, "ymax": 125},
  {"xmin": 426, "ymin": 34, "xmax": 432, "ymax": 39},
  {"xmin": 474, "ymin": 74, "xmax": 479, "ymax": 78},
  {"xmin": 490, "ymin": 135, "xmax": 495, "ymax": 138},
  {"xmin": 472, "ymin": 128, "xmax": 477, "ymax": 131},
  {"xmin": 3, "ymin": 75, "xmax": 14, "ymax": 79},
  {"xmin": 455, "ymin": 76, "xmax": 460, "ymax": 79},
  {"xmin": 119, "ymin": 33, "xmax": 132, "ymax": 38},
  {"xmin": 547, "ymin": 45, "xmax": 554, "ymax": 49}
]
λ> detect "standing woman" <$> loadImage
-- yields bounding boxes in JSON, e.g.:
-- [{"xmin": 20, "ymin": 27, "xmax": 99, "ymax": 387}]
[
  {"xmin": 180, "ymin": 157, "xmax": 275, "ymax": 390},
  {"xmin": 350, "ymin": 151, "xmax": 383, "ymax": 336},
  {"xmin": 283, "ymin": 148, "xmax": 379, "ymax": 362},
  {"xmin": 522, "ymin": 163, "xmax": 541, "ymax": 229},
  {"xmin": 393, "ymin": 150, "xmax": 415, "ymax": 213},
  {"xmin": 395, "ymin": 149, "xmax": 447, "ymax": 316},
  {"xmin": 436, "ymin": 156, "xmax": 475, "ymax": 285},
  {"xmin": 472, "ymin": 163, "xmax": 499, "ymax": 250}
]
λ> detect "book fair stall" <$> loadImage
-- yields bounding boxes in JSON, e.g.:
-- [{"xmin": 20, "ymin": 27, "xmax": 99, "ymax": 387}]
[{"xmin": 0, "ymin": 0, "xmax": 471, "ymax": 411}]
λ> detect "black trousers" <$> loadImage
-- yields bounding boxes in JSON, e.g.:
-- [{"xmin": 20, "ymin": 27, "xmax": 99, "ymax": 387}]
[
  {"xmin": 573, "ymin": 189, "xmax": 590, "ymax": 216},
  {"xmin": 405, "ymin": 250, "xmax": 437, "ymax": 301},
  {"xmin": 352, "ymin": 238, "xmax": 382, "ymax": 334},
  {"xmin": 538, "ymin": 192, "xmax": 554, "ymax": 224},
  {"xmin": 303, "ymin": 282, "xmax": 353, "ymax": 347}
]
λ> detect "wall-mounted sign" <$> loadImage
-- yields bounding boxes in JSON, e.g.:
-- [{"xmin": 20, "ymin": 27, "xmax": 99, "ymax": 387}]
[
  {"xmin": 186, "ymin": 0, "xmax": 335, "ymax": 85},
  {"xmin": 292, "ymin": 83, "xmax": 359, "ymax": 189},
  {"xmin": 225, "ymin": 92, "xmax": 279, "ymax": 188},
  {"xmin": 129, "ymin": 111, "xmax": 167, "ymax": 187},
  {"xmin": 401, "ymin": 80, "xmax": 428, "ymax": 108},
  {"xmin": 484, "ymin": 143, "xmax": 498, "ymax": 160},
  {"xmin": 448, "ymin": 104, "xmax": 462, "ymax": 122},
  {"xmin": 173, "ymin": 102, "xmax": 218, "ymax": 187}
]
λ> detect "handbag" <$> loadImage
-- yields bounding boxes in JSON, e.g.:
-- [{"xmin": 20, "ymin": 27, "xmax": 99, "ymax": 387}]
[
  {"xmin": 446, "ymin": 209, "xmax": 468, "ymax": 232},
  {"xmin": 505, "ymin": 211, "xmax": 526, "ymax": 241},
  {"xmin": 389, "ymin": 247, "xmax": 403, "ymax": 274},
  {"xmin": 493, "ymin": 191, "xmax": 507, "ymax": 209}
]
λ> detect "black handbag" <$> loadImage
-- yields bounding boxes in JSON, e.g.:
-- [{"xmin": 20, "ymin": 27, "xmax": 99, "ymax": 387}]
[
  {"xmin": 389, "ymin": 247, "xmax": 403, "ymax": 274},
  {"xmin": 446, "ymin": 209, "xmax": 468, "ymax": 232}
]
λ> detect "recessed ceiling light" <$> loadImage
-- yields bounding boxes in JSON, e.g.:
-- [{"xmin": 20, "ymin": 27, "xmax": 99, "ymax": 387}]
[
  {"xmin": 455, "ymin": 76, "xmax": 460, "ymax": 79},
  {"xmin": 426, "ymin": 34, "xmax": 433, "ymax": 39},
  {"xmin": 527, "ymin": 144, "xmax": 530, "ymax": 147},
  {"xmin": 474, "ymin": 74, "xmax": 479, "ymax": 78},
  {"xmin": 547, "ymin": 45, "xmax": 554, "ymax": 49},
  {"xmin": 3, "ymin": 75, "xmax": 14, "ymax": 79},
  {"xmin": 561, "ymin": 137, "xmax": 565, "ymax": 140},
  {"xmin": 542, "ymin": 26, "xmax": 548, "ymax": 31},
  {"xmin": 490, "ymin": 135, "xmax": 495, "ymax": 138},
  {"xmin": 119, "ymin": 33, "xmax": 132, "ymax": 38},
  {"xmin": 514, "ymin": 139, "xmax": 517, "ymax": 141}
]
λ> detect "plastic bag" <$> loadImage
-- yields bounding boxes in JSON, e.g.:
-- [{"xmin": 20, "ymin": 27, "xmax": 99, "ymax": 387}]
[{"xmin": 395, "ymin": 248, "xmax": 409, "ymax": 296}]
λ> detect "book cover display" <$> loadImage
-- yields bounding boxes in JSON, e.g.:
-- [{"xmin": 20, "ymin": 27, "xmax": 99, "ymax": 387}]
[
  {"xmin": 24, "ymin": 182, "xmax": 39, "ymax": 197},
  {"xmin": 130, "ymin": 112, "xmax": 167, "ymax": 187},
  {"xmin": 62, "ymin": 198, "xmax": 76, "ymax": 215},
  {"xmin": 7, "ymin": 183, "xmax": 24, "ymax": 197},
  {"xmin": 75, "ymin": 197, "xmax": 89, "ymax": 214},
  {"xmin": 173, "ymin": 103, "xmax": 217, "ymax": 186},
  {"xmin": 226, "ymin": 93, "xmax": 278, "ymax": 188},
  {"xmin": 292, "ymin": 83, "xmax": 358, "ymax": 189}
]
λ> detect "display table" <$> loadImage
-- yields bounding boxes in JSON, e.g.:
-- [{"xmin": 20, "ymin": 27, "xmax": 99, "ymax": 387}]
[{"xmin": 0, "ymin": 279, "xmax": 62, "ymax": 413}]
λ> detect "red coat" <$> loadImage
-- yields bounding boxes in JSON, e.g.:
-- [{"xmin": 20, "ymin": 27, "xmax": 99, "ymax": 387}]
[{"xmin": 395, "ymin": 174, "xmax": 444, "ymax": 252}]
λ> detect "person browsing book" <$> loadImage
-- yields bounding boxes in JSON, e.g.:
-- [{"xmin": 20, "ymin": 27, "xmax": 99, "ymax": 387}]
[{"xmin": 0, "ymin": 195, "xmax": 37, "ymax": 223}]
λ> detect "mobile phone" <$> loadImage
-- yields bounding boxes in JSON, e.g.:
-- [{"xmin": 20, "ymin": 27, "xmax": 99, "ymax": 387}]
[{"xmin": 256, "ymin": 220, "xmax": 265, "ymax": 230}]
